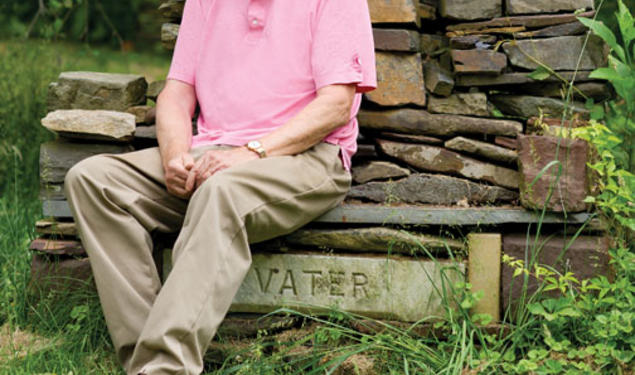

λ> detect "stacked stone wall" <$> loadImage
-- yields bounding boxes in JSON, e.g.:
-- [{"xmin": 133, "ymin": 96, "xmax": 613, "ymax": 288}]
[{"xmin": 30, "ymin": 0, "xmax": 611, "ymax": 335}]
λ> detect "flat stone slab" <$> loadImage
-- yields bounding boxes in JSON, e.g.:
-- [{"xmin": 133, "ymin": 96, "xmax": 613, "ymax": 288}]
[
  {"xmin": 446, "ymin": 11, "xmax": 595, "ymax": 32},
  {"xmin": 358, "ymin": 109, "xmax": 522, "ymax": 137},
  {"xmin": 450, "ymin": 34, "xmax": 498, "ymax": 49},
  {"xmin": 373, "ymin": 29, "xmax": 420, "ymax": 52},
  {"xmin": 285, "ymin": 227, "xmax": 464, "ymax": 254},
  {"xmin": 35, "ymin": 219, "xmax": 78, "ymax": 236},
  {"xmin": 445, "ymin": 136, "xmax": 518, "ymax": 164},
  {"xmin": 228, "ymin": 253, "xmax": 465, "ymax": 322},
  {"xmin": 42, "ymin": 110, "xmax": 136, "ymax": 142},
  {"xmin": 378, "ymin": 140, "xmax": 520, "ymax": 189},
  {"xmin": 348, "ymin": 173, "xmax": 518, "ymax": 205},
  {"xmin": 365, "ymin": 52, "xmax": 426, "ymax": 107},
  {"xmin": 451, "ymin": 49, "xmax": 507, "ymax": 75},
  {"xmin": 506, "ymin": 0, "xmax": 593, "ymax": 15},
  {"xmin": 503, "ymin": 35, "xmax": 608, "ymax": 71},
  {"xmin": 514, "ymin": 21, "xmax": 587, "ymax": 39},
  {"xmin": 48, "ymin": 71, "xmax": 147, "ymax": 112},
  {"xmin": 490, "ymin": 95, "xmax": 589, "ymax": 119},
  {"xmin": 126, "ymin": 105, "xmax": 154, "ymax": 124},
  {"xmin": 377, "ymin": 133, "xmax": 444, "ymax": 145},
  {"xmin": 40, "ymin": 199, "xmax": 594, "ymax": 225},
  {"xmin": 440, "ymin": 0, "xmax": 501, "ymax": 21},
  {"xmin": 456, "ymin": 71, "xmax": 595, "ymax": 87},
  {"xmin": 29, "ymin": 239, "xmax": 85, "ymax": 256},
  {"xmin": 352, "ymin": 161, "xmax": 410, "ymax": 184},
  {"xmin": 428, "ymin": 93, "xmax": 489, "ymax": 117}
]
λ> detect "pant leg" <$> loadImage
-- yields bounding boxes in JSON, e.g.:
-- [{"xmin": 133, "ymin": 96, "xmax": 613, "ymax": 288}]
[
  {"xmin": 64, "ymin": 146, "xmax": 206, "ymax": 369},
  {"xmin": 129, "ymin": 142, "xmax": 351, "ymax": 375}
]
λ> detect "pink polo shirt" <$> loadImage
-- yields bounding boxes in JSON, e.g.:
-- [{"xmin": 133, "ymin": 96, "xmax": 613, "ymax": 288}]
[{"xmin": 167, "ymin": 0, "xmax": 377, "ymax": 171}]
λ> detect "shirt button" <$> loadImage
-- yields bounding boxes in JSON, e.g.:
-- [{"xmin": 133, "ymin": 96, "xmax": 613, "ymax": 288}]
[{"xmin": 251, "ymin": 19, "xmax": 259, "ymax": 26}]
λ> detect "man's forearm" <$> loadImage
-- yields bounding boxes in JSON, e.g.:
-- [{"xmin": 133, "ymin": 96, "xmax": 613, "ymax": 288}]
[
  {"xmin": 259, "ymin": 85, "xmax": 355, "ymax": 157},
  {"xmin": 156, "ymin": 88, "xmax": 194, "ymax": 170}
]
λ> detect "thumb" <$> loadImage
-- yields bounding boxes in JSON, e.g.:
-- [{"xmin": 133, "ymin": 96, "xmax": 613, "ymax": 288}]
[{"xmin": 181, "ymin": 153, "xmax": 195, "ymax": 170}]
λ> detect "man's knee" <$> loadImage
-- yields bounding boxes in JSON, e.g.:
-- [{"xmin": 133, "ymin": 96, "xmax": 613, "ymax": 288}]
[{"xmin": 64, "ymin": 155, "xmax": 118, "ymax": 195}]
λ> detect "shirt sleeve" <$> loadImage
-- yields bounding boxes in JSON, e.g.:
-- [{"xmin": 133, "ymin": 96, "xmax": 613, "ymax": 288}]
[
  {"xmin": 311, "ymin": 0, "xmax": 377, "ymax": 93},
  {"xmin": 166, "ymin": 0, "xmax": 205, "ymax": 85}
]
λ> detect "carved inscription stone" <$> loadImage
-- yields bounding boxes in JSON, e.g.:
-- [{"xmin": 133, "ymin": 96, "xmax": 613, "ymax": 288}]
[{"xmin": 229, "ymin": 253, "xmax": 465, "ymax": 322}]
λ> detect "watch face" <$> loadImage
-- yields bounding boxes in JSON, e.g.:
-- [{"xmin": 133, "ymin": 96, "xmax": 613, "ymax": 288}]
[{"xmin": 248, "ymin": 141, "xmax": 260, "ymax": 148}]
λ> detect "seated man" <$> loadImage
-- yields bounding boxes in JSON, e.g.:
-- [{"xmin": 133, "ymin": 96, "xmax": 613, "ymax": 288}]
[{"xmin": 64, "ymin": 0, "xmax": 376, "ymax": 374}]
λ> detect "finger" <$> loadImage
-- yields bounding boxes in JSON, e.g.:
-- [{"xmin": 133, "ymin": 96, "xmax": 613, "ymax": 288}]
[
  {"xmin": 181, "ymin": 153, "xmax": 195, "ymax": 171},
  {"xmin": 185, "ymin": 169, "xmax": 197, "ymax": 192},
  {"xmin": 169, "ymin": 162, "xmax": 190, "ymax": 180}
]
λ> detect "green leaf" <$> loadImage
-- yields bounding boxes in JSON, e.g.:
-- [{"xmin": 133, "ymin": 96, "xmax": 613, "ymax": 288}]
[
  {"xmin": 617, "ymin": 0, "xmax": 635, "ymax": 51},
  {"xmin": 528, "ymin": 65, "xmax": 552, "ymax": 81},
  {"xmin": 578, "ymin": 17, "xmax": 626, "ymax": 63}
]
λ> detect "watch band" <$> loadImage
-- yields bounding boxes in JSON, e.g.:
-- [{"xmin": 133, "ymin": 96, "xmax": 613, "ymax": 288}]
[{"xmin": 245, "ymin": 140, "xmax": 267, "ymax": 158}]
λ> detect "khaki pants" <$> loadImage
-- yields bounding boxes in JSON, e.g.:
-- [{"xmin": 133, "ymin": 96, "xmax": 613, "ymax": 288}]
[{"xmin": 64, "ymin": 142, "xmax": 351, "ymax": 375}]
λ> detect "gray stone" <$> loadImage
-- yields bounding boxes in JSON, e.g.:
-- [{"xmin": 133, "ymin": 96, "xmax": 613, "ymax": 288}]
[
  {"xmin": 377, "ymin": 132, "xmax": 444, "ymax": 145},
  {"xmin": 126, "ymin": 105, "xmax": 154, "ymax": 124},
  {"xmin": 30, "ymin": 254, "xmax": 93, "ymax": 292},
  {"xmin": 490, "ymin": 95, "xmax": 589, "ymax": 119},
  {"xmin": 227, "ymin": 252, "xmax": 465, "ymax": 322},
  {"xmin": 373, "ymin": 29, "xmax": 420, "ymax": 52},
  {"xmin": 446, "ymin": 10, "xmax": 596, "ymax": 32},
  {"xmin": 348, "ymin": 173, "xmax": 518, "ymax": 204},
  {"xmin": 352, "ymin": 161, "xmax": 410, "ymax": 184},
  {"xmin": 134, "ymin": 125, "xmax": 157, "ymax": 140},
  {"xmin": 316, "ymin": 204, "xmax": 592, "ymax": 225},
  {"xmin": 495, "ymin": 136, "xmax": 518, "ymax": 150},
  {"xmin": 286, "ymin": 227, "xmax": 464, "ymax": 254},
  {"xmin": 35, "ymin": 219, "xmax": 78, "ymax": 237},
  {"xmin": 440, "ymin": 0, "xmax": 501, "ymax": 20},
  {"xmin": 450, "ymin": 34, "xmax": 498, "ymax": 49},
  {"xmin": 368, "ymin": 0, "xmax": 420, "ymax": 26},
  {"xmin": 39, "ymin": 140, "xmax": 133, "ymax": 184},
  {"xmin": 420, "ymin": 34, "xmax": 448, "ymax": 56},
  {"xmin": 378, "ymin": 140, "xmax": 520, "ymax": 189},
  {"xmin": 41, "ymin": 199, "xmax": 72, "ymax": 219},
  {"xmin": 445, "ymin": 136, "xmax": 518, "ymax": 164},
  {"xmin": 358, "ymin": 109, "xmax": 523, "ymax": 137},
  {"xmin": 48, "ymin": 71, "xmax": 147, "ymax": 112},
  {"xmin": 30, "ymin": 239, "xmax": 85, "ymax": 256},
  {"xmin": 502, "ymin": 234, "xmax": 609, "ymax": 314},
  {"xmin": 517, "ymin": 135, "xmax": 590, "ymax": 212},
  {"xmin": 428, "ymin": 93, "xmax": 489, "ymax": 117},
  {"xmin": 158, "ymin": 0, "xmax": 184, "ymax": 20},
  {"xmin": 161, "ymin": 23, "xmax": 179, "ymax": 50},
  {"xmin": 365, "ymin": 52, "xmax": 426, "ymax": 107},
  {"xmin": 506, "ymin": 0, "xmax": 593, "ymax": 15},
  {"xmin": 514, "ymin": 21, "xmax": 588, "ymax": 39},
  {"xmin": 41, "ymin": 110, "xmax": 136, "ymax": 142},
  {"xmin": 424, "ymin": 61, "xmax": 454, "ymax": 97},
  {"xmin": 503, "ymin": 35, "xmax": 608, "ymax": 71},
  {"xmin": 146, "ymin": 80, "xmax": 165, "ymax": 101},
  {"xmin": 512, "ymin": 82, "xmax": 611, "ymax": 101},
  {"xmin": 455, "ymin": 71, "xmax": 595, "ymax": 87},
  {"xmin": 450, "ymin": 50, "xmax": 507, "ymax": 75}
]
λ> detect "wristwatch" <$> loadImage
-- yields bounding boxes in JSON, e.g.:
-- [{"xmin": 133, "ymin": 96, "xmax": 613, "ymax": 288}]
[{"xmin": 245, "ymin": 140, "xmax": 267, "ymax": 158}]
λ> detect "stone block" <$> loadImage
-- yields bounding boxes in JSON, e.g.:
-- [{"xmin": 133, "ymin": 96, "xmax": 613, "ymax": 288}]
[
  {"xmin": 451, "ymin": 50, "xmax": 507, "ymax": 75},
  {"xmin": 48, "ymin": 71, "xmax": 147, "ymax": 112},
  {"xmin": 368, "ymin": 0, "xmax": 420, "ymax": 26},
  {"xmin": 420, "ymin": 34, "xmax": 448, "ymax": 56},
  {"xmin": 126, "ymin": 105, "xmax": 154, "ymax": 124},
  {"xmin": 455, "ymin": 71, "xmax": 595, "ymax": 87},
  {"xmin": 358, "ymin": 109, "xmax": 523, "ymax": 137},
  {"xmin": 365, "ymin": 52, "xmax": 426, "ymax": 107},
  {"xmin": 29, "ymin": 238, "xmax": 85, "ymax": 256},
  {"xmin": 376, "ymin": 132, "xmax": 444, "ymax": 145},
  {"xmin": 161, "ymin": 23, "xmax": 179, "ymax": 50},
  {"xmin": 146, "ymin": 80, "xmax": 165, "ymax": 101},
  {"xmin": 378, "ymin": 140, "xmax": 520, "ymax": 189},
  {"xmin": 514, "ymin": 21, "xmax": 587, "ymax": 39},
  {"xmin": 158, "ymin": 0, "xmax": 184, "ymax": 20},
  {"xmin": 503, "ymin": 35, "xmax": 608, "ymax": 71},
  {"xmin": 39, "ymin": 140, "xmax": 133, "ymax": 184},
  {"xmin": 489, "ymin": 95, "xmax": 589, "ymax": 119},
  {"xmin": 373, "ymin": 29, "xmax": 420, "ymax": 52},
  {"xmin": 517, "ymin": 135, "xmax": 590, "ymax": 212},
  {"xmin": 440, "ymin": 0, "xmax": 502, "ymax": 20},
  {"xmin": 41, "ymin": 110, "xmax": 136, "ymax": 142},
  {"xmin": 506, "ymin": 0, "xmax": 593, "ymax": 15},
  {"xmin": 226, "ymin": 252, "xmax": 465, "ymax": 322},
  {"xmin": 285, "ymin": 227, "xmax": 465, "ymax": 254},
  {"xmin": 30, "ymin": 254, "xmax": 93, "ymax": 292},
  {"xmin": 468, "ymin": 233, "xmax": 501, "ymax": 321},
  {"xmin": 502, "ymin": 234, "xmax": 610, "ymax": 314},
  {"xmin": 424, "ymin": 61, "xmax": 454, "ymax": 97},
  {"xmin": 428, "ymin": 93, "xmax": 489, "ymax": 117},
  {"xmin": 352, "ymin": 161, "xmax": 410, "ymax": 184},
  {"xmin": 445, "ymin": 136, "xmax": 518, "ymax": 164},
  {"xmin": 494, "ymin": 136, "xmax": 518, "ymax": 150},
  {"xmin": 348, "ymin": 173, "xmax": 518, "ymax": 205},
  {"xmin": 446, "ymin": 10, "xmax": 595, "ymax": 32}
]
